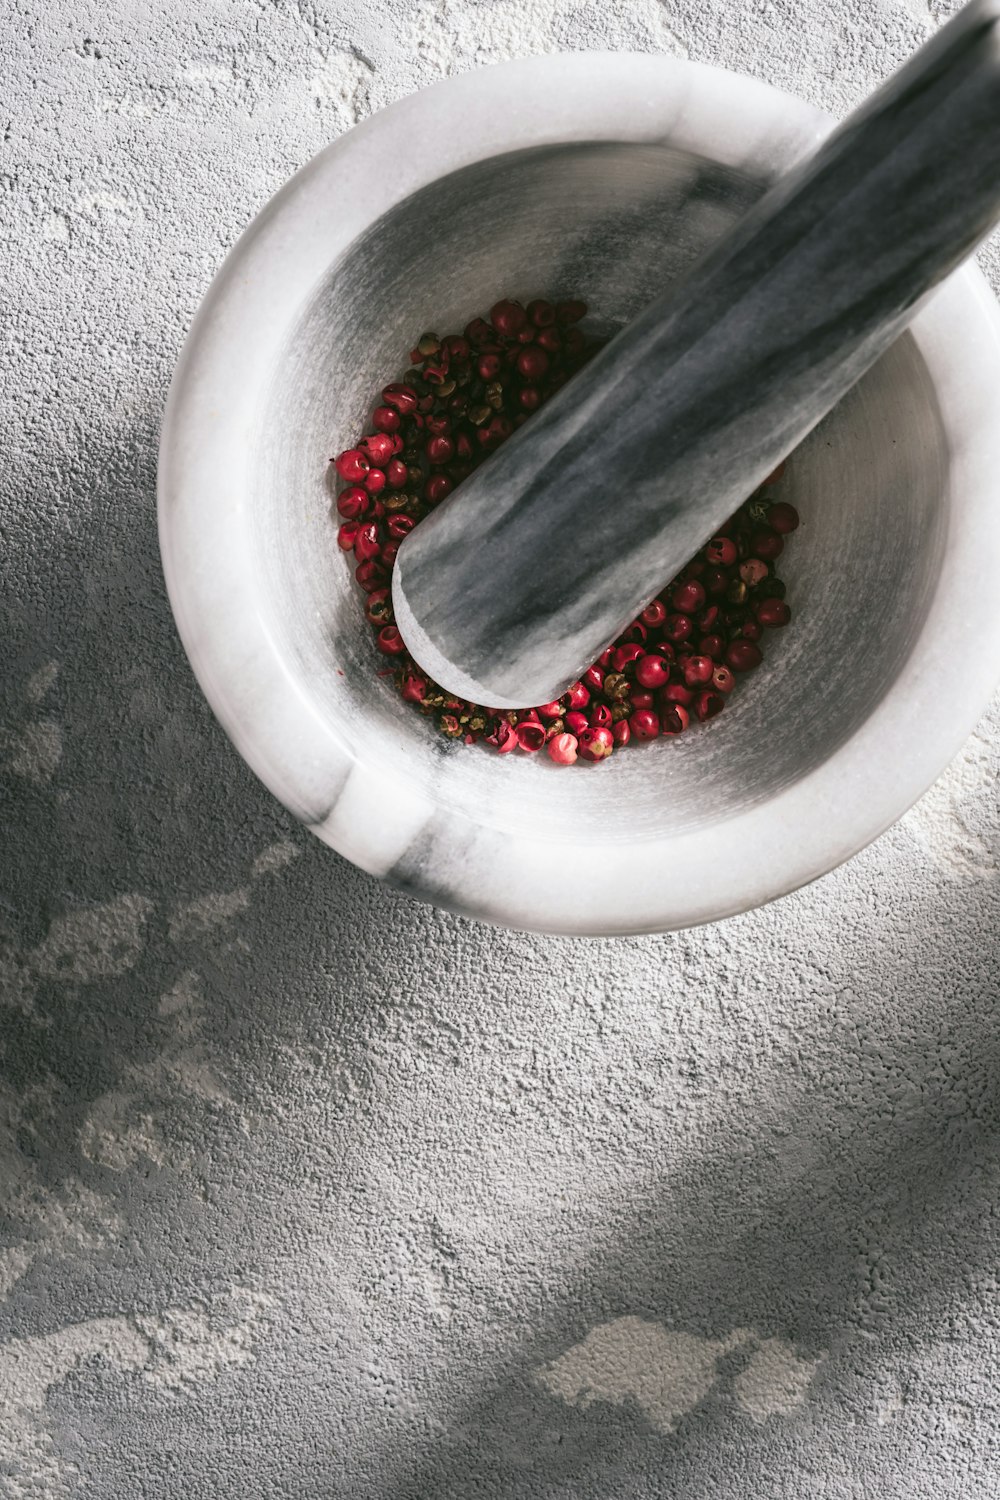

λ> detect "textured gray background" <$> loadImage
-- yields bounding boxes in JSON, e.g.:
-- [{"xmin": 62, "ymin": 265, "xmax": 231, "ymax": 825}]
[{"xmin": 4, "ymin": 0, "xmax": 1000, "ymax": 1495}]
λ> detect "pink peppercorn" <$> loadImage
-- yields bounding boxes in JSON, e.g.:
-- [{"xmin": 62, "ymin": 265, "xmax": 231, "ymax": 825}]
[
  {"xmin": 725, "ymin": 639, "xmax": 763, "ymax": 672},
  {"xmin": 528, "ymin": 298, "xmax": 556, "ymax": 327},
  {"xmin": 363, "ymin": 467, "xmax": 386, "ymax": 495},
  {"xmin": 712, "ymin": 665, "xmax": 736, "ymax": 694},
  {"xmin": 613, "ymin": 720, "xmax": 630, "ymax": 747},
  {"xmin": 751, "ymin": 527, "xmax": 784, "ymax": 560},
  {"xmin": 537, "ymin": 700, "xmax": 565, "ymax": 720},
  {"xmin": 373, "ymin": 405, "xmax": 402, "ymax": 434},
  {"xmin": 566, "ymin": 681, "xmax": 590, "ymax": 710},
  {"xmin": 353, "ymin": 523, "xmax": 382, "ymax": 563},
  {"xmin": 767, "ymin": 501, "xmax": 800, "ymax": 533},
  {"xmin": 672, "ymin": 580, "xmax": 706, "ymax": 614},
  {"xmin": 376, "ymin": 626, "xmax": 406, "ymax": 655},
  {"xmin": 386, "ymin": 458, "xmax": 408, "ymax": 490},
  {"xmin": 663, "ymin": 613, "xmax": 694, "ymax": 644},
  {"xmin": 425, "ymin": 474, "xmax": 453, "ymax": 504},
  {"xmin": 589, "ymin": 703, "xmax": 613, "ymax": 730},
  {"xmin": 660, "ymin": 703, "xmax": 690, "ymax": 736},
  {"xmin": 635, "ymin": 654, "xmax": 671, "ymax": 690},
  {"xmin": 757, "ymin": 598, "xmax": 791, "ymax": 627},
  {"xmin": 337, "ymin": 487, "xmax": 369, "ymax": 520},
  {"xmin": 661, "ymin": 681, "xmax": 693, "ymax": 707},
  {"xmin": 381, "ymin": 383, "xmax": 418, "ymax": 414},
  {"xmin": 564, "ymin": 710, "xmax": 589, "ymax": 736},
  {"xmin": 681, "ymin": 655, "xmax": 714, "ymax": 687},
  {"xmin": 612, "ymin": 643, "xmax": 645, "ymax": 673},
  {"xmin": 359, "ymin": 432, "xmax": 395, "ymax": 466},
  {"xmin": 547, "ymin": 732, "xmax": 578, "ymax": 765},
  {"xmin": 629, "ymin": 708, "xmax": 660, "ymax": 741},
  {"xmin": 490, "ymin": 299, "xmax": 528, "ymax": 336},
  {"xmin": 515, "ymin": 721, "xmax": 546, "ymax": 753},
  {"xmin": 335, "ymin": 448, "xmax": 369, "ymax": 482},
  {"xmin": 583, "ymin": 665, "xmax": 605, "ymax": 692},
  {"xmin": 578, "ymin": 726, "xmax": 614, "ymax": 761},
  {"xmin": 705, "ymin": 536, "xmax": 737, "ymax": 566},
  {"xmin": 516, "ymin": 346, "xmax": 549, "ymax": 381},
  {"xmin": 401, "ymin": 670, "xmax": 428, "ymax": 703},
  {"xmin": 640, "ymin": 599, "xmax": 667, "ymax": 629},
  {"xmin": 337, "ymin": 521, "xmax": 360, "ymax": 551},
  {"xmin": 694, "ymin": 690, "xmax": 726, "ymax": 721},
  {"xmin": 355, "ymin": 560, "xmax": 387, "ymax": 592}
]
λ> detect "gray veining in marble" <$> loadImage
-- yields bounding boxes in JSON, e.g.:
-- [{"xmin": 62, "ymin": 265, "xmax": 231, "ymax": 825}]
[{"xmin": 393, "ymin": 0, "xmax": 1000, "ymax": 708}]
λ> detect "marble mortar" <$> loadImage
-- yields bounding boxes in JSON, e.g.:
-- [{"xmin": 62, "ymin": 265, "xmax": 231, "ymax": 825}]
[{"xmin": 157, "ymin": 53, "xmax": 1000, "ymax": 934}]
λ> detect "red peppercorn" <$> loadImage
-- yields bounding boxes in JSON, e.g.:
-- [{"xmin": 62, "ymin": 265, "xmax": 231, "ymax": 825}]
[
  {"xmin": 376, "ymin": 626, "xmax": 406, "ymax": 655},
  {"xmin": 640, "ymin": 599, "xmax": 667, "ymax": 629},
  {"xmin": 704, "ymin": 567, "xmax": 729, "ymax": 597},
  {"xmin": 359, "ymin": 432, "xmax": 394, "ymax": 466},
  {"xmin": 535, "ymin": 327, "xmax": 562, "ymax": 353},
  {"xmin": 740, "ymin": 559, "xmax": 769, "ymax": 587},
  {"xmin": 516, "ymin": 326, "xmax": 535, "ymax": 344},
  {"xmin": 681, "ymin": 655, "xmax": 714, "ymax": 687},
  {"xmin": 334, "ymin": 448, "xmax": 369, "ymax": 482},
  {"xmin": 565, "ymin": 710, "xmax": 589, "ymax": 736},
  {"xmin": 519, "ymin": 386, "xmax": 542, "ymax": 411},
  {"xmin": 712, "ymin": 665, "xmax": 736, "ymax": 694},
  {"xmin": 387, "ymin": 514, "xmax": 415, "ymax": 539},
  {"xmin": 694, "ymin": 690, "xmax": 726, "ymax": 721},
  {"xmin": 757, "ymin": 597, "xmax": 791, "ymax": 627},
  {"xmin": 537, "ymin": 699, "xmax": 564, "ymax": 720},
  {"xmin": 365, "ymin": 588, "xmax": 392, "ymax": 625},
  {"xmin": 613, "ymin": 720, "xmax": 630, "ymax": 747},
  {"xmin": 527, "ymin": 298, "xmax": 556, "ymax": 327},
  {"xmin": 381, "ymin": 383, "xmax": 418, "ymax": 414},
  {"xmin": 555, "ymin": 299, "xmax": 587, "ymax": 325},
  {"xmin": 400, "ymin": 670, "xmax": 427, "ymax": 703},
  {"xmin": 580, "ymin": 667, "xmax": 602, "ymax": 695},
  {"xmin": 480, "ymin": 414, "xmax": 513, "ymax": 446},
  {"xmin": 515, "ymin": 721, "xmax": 546, "ymax": 753},
  {"xmin": 490, "ymin": 299, "xmax": 528, "ymax": 337},
  {"xmin": 663, "ymin": 613, "xmax": 694, "ymax": 644},
  {"xmin": 660, "ymin": 703, "xmax": 690, "ymax": 736},
  {"xmin": 621, "ymin": 619, "xmax": 648, "ymax": 645},
  {"xmin": 363, "ymin": 467, "xmax": 386, "ymax": 495},
  {"xmin": 477, "ymin": 353, "xmax": 502, "ymax": 381},
  {"xmin": 725, "ymin": 639, "xmax": 763, "ymax": 672},
  {"xmin": 354, "ymin": 522, "xmax": 382, "ymax": 562},
  {"xmin": 547, "ymin": 731, "xmax": 578, "ymax": 765},
  {"xmin": 672, "ymin": 580, "xmax": 706, "ymax": 614},
  {"xmin": 699, "ymin": 634, "xmax": 725, "ymax": 660},
  {"xmin": 705, "ymin": 536, "xmax": 737, "ymax": 566},
  {"xmin": 697, "ymin": 604, "xmax": 719, "ymax": 631},
  {"xmin": 425, "ymin": 413, "xmax": 452, "ymax": 438},
  {"xmin": 648, "ymin": 640, "xmax": 676, "ymax": 661},
  {"xmin": 660, "ymin": 681, "xmax": 693, "ymax": 707},
  {"xmin": 635, "ymin": 653, "xmax": 670, "ymax": 689},
  {"xmin": 566, "ymin": 681, "xmax": 590, "ymax": 710},
  {"xmin": 424, "ymin": 473, "xmax": 453, "ymax": 504},
  {"xmin": 337, "ymin": 521, "xmax": 360, "ymax": 551},
  {"xmin": 372, "ymin": 405, "xmax": 401, "ymax": 433},
  {"xmin": 741, "ymin": 619, "xmax": 763, "ymax": 641},
  {"xmin": 630, "ymin": 689, "xmax": 655, "ymax": 709},
  {"xmin": 578, "ymin": 726, "xmax": 614, "ymax": 761},
  {"xmin": 464, "ymin": 317, "xmax": 493, "ymax": 346},
  {"xmin": 426, "ymin": 435, "xmax": 455, "ymax": 466},
  {"xmin": 380, "ymin": 540, "xmax": 400, "ymax": 568},
  {"xmin": 455, "ymin": 433, "xmax": 474, "ymax": 461},
  {"xmin": 629, "ymin": 708, "xmax": 660, "ymax": 741},
  {"xmin": 336, "ymin": 487, "xmax": 369, "ymax": 519},
  {"xmin": 516, "ymin": 346, "xmax": 549, "ymax": 381},
  {"xmin": 751, "ymin": 527, "xmax": 784, "ymax": 560},
  {"xmin": 682, "ymin": 559, "xmax": 707, "ymax": 581},
  {"xmin": 355, "ymin": 559, "xmax": 387, "ymax": 592},
  {"xmin": 612, "ymin": 642, "xmax": 645, "ymax": 673},
  {"xmin": 386, "ymin": 458, "xmax": 408, "ymax": 490},
  {"xmin": 589, "ymin": 702, "xmax": 613, "ymax": 730},
  {"xmin": 767, "ymin": 501, "xmax": 799, "ymax": 534}
]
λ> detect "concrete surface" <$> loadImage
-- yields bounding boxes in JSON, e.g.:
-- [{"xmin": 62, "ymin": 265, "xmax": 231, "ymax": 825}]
[{"xmin": 3, "ymin": 0, "xmax": 1000, "ymax": 1495}]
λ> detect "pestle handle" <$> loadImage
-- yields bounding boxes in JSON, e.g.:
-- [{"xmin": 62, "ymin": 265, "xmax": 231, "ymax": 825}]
[{"xmin": 393, "ymin": 0, "xmax": 1000, "ymax": 709}]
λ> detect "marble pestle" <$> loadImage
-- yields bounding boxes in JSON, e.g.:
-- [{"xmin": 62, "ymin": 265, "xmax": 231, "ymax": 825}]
[{"xmin": 392, "ymin": 0, "xmax": 1000, "ymax": 709}]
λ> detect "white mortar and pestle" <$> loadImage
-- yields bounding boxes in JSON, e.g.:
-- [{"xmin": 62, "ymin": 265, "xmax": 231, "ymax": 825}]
[{"xmin": 158, "ymin": 17, "xmax": 1000, "ymax": 935}]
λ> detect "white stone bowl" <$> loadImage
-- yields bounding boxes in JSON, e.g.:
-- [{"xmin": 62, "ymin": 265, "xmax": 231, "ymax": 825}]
[{"xmin": 158, "ymin": 53, "xmax": 1000, "ymax": 935}]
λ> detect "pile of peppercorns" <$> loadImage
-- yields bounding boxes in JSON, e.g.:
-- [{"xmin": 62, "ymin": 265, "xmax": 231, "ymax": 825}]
[{"xmin": 332, "ymin": 296, "xmax": 799, "ymax": 766}]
